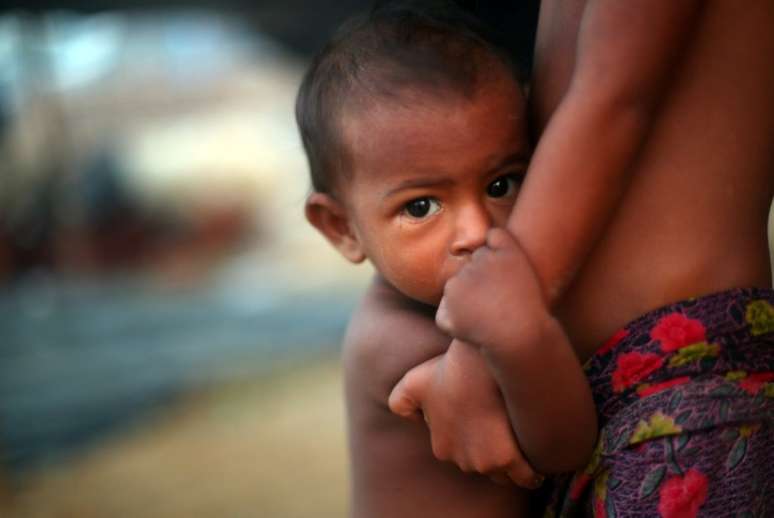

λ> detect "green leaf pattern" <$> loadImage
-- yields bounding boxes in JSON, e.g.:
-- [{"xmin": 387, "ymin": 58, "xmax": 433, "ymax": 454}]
[
  {"xmin": 668, "ymin": 341, "xmax": 720, "ymax": 367},
  {"xmin": 629, "ymin": 412, "xmax": 683, "ymax": 445},
  {"xmin": 545, "ymin": 289, "xmax": 774, "ymax": 517},
  {"xmin": 726, "ymin": 438, "xmax": 748, "ymax": 471},
  {"xmin": 639, "ymin": 465, "xmax": 666, "ymax": 498},
  {"xmin": 745, "ymin": 300, "xmax": 774, "ymax": 335}
]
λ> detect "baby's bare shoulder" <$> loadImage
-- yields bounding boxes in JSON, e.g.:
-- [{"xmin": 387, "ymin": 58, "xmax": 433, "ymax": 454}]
[{"xmin": 343, "ymin": 277, "xmax": 450, "ymax": 405}]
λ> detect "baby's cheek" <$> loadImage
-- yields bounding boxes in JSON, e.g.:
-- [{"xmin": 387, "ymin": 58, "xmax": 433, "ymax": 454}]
[
  {"xmin": 380, "ymin": 230, "xmax": 450, "ymax": 304},
  {"xmin": 403, "ymin": 263, "xmax": 447, "ymax": 306},
  {"xmin": 409, "ymin": 273, "xmax": 445, "ymax": 306}
]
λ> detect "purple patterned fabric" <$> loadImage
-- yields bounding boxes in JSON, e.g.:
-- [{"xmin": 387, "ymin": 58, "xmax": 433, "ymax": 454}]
[{"xmin": 545, "ymin": 288, "xmax": 774, "ymax": 518}]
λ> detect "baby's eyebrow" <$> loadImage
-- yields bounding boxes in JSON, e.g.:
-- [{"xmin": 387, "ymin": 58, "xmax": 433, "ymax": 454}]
[
  {"xmin": 381, "ymin": 152, "xmax": 530, "ymax": 200},
  {"xmin": 383, "ymin": 177, "xmax": 454, "ymax": 200},
  {"xmin": 489, "ymin": 152, "xmax": 530, "ymax": 173}
]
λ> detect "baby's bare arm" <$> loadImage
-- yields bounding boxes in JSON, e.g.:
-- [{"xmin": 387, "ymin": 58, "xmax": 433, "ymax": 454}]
[
  {"xmin": 510, "ymin": 0, "xmax": 705, "ymax": 302},
  {"xmin": 344, "ymin": 277, "xmax": 528, "ymax": 518}
]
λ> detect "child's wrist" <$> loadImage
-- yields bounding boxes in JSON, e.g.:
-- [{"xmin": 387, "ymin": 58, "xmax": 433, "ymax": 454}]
[{"xmin": 480, "ymin": 308, "xmax": 559, "ymax": 360}]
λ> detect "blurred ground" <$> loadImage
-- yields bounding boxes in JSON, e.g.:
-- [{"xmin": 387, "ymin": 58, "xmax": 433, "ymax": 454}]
[{"xmin": 3, "ymin": 358, "xmax": 349, "ymax": 518}]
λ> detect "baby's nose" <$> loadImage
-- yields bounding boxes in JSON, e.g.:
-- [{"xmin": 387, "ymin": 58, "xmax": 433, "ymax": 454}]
[{"xmin": 450, "ymin": 204, "xmax": 491, "ymax": 257}]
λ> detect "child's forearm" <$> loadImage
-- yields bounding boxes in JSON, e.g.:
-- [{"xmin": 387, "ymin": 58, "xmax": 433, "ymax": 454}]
[
  {"xmin": 345, "ymin": 279, "xmax": 530, "ymax": 517},
  {"xmin": 509, "ymin": 0, "xmax": 705, "ymax": 304},
  {"xmin": 435, "ymin": 229, "xmax": 598, "ymax": 473},
  {"xmin": 477, "ymin": 313, "xmax": 597, "ymax": 474},
  {"xmin": 507, "ymin": 94, "xmax": 647, "ymax": 303},
  {"xmin": 345, "ymin": 342, "xmax": 530, "ymax": 517}
]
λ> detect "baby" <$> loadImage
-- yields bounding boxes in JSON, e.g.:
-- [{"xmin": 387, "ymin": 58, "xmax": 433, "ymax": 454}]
[{"xmin": 297, "ymin": 3, "xmax": 593, "ymax": 517}]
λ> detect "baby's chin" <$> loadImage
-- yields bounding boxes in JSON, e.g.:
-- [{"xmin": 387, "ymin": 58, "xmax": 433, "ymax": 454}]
[
  {"xmin": 396, "ymin": 284, "xmax": 443, "ymax": 309},
  {"xmin": 379, "ymin": 272, "xmax": 444, "ymax": 308}
]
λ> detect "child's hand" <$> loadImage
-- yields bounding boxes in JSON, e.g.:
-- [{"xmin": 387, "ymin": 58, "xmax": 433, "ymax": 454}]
[
  {"xmin": 436, "ymin": 228, "xmax": 547, "ymax": 352},
  {"xmin": 388, "ymin": 340, "xmax": 543, "ymax": 489}
]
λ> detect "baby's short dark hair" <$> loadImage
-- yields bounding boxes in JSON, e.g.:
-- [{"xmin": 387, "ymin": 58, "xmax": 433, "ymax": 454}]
[{"xmin": 295, "ymin": 0, "xmax": 522, "ymax": 193}]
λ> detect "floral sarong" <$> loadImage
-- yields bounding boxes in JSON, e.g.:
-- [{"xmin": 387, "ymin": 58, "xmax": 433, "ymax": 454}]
[{"xmin": 545, "ymin": 288, "xmax": 774, "ymax": 518}]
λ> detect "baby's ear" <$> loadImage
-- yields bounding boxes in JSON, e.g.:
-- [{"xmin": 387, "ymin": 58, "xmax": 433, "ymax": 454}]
[{"xmin": 305, "ymin": 192, "xmax": 366, "ymax": 264}]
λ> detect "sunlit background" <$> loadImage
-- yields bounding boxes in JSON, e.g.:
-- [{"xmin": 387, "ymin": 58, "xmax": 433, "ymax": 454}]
[{"xmin": 0, "ymin": 2, "xmax": 375, "ymax": 516}]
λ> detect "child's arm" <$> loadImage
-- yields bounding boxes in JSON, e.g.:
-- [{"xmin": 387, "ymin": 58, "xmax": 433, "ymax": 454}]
[
  {"xmin": 512, "ymin": 0, "xmax": 705, "ymax": 302},
  {"xmin": 438, "ymin": 229, "xmax": 596, "ymax": 473},
  {"xmin": 343, "ymin": 276, "xmax": 531, "ymax": 517},
  {"xmin": 389, "ymin": 0, "xmax": 707, "ymax": 478},
  {"xmin": 392, "ymin": 230, "xmax": 597, "ymax": 475},
  {"xmin": 389, "ymin": 339, "xmax": 546, "ymax": 486}
]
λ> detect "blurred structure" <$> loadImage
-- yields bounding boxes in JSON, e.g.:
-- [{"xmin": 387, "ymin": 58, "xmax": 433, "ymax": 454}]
[
  {"xmin": 0, "ymin": 6, "xmax": 350, "ymax": 281},
  {"xmin": 0, "ymin": 1, "xmax": 540, "ymax": 515},
  {"xmin": 0, "ymin": 0, "xmax": 372, "ymax": 509},
  {"xmin": 0, "ymin": 1, "xmax": 540, "ymax": 282}
]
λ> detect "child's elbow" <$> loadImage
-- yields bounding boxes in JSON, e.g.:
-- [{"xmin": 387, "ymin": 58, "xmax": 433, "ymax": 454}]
[
  {"xmin": 569, "ymin": 70, "xmax": 657, "ymax": 138},
  {"xmin": 559, "ymin": 433, "xmax": 598, "ymax": 473},
  {"xmin": 533, "ymin": 450, "xmax": 590, "ymax": 476},
  {"xmin": 532, "ymin": 417, "xmax": 599, "ymax": 475}
]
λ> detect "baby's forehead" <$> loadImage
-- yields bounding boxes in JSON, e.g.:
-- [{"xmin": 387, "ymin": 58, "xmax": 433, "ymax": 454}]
[
  {"xmin": 340, "ymin": 68, "xmax": 526, "ymax": 142},
  {"xmin": 336, "ymin": 76, "xmax": 530, "ymax": 194},
  {"xmin": 348, "ymin": 74, "xmax": 525, "ymax": 131}
]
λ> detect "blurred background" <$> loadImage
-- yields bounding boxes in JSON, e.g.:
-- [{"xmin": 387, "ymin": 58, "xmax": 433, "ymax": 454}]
[
  {"xmin": 0, "ymin": 1, "xmax": 541, "ymax": 517},
  {"xmin": 0, "ymin": 1, "xmax": 773, "ymax": 517}
]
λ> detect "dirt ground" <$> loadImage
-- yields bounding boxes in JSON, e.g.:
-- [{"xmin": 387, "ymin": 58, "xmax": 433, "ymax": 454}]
[{"xmin": 2, "ymin": 359, "xmax": 349, "ymax": 518}]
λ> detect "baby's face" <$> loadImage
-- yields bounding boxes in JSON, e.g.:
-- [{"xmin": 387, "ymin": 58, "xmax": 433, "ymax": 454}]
[{"xmin": 339, "ymin": 75, "xmax": 530, "ymax": 306}]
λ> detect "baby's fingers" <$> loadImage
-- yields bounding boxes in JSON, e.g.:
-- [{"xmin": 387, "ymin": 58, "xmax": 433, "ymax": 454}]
[
  {"xmin": 435, "ymin": 296, "xmax": 453, "ymax": 335},
  {"xmin": 485, "ymin": 227, "xmax": 518, "ymax": 251},
  {"xmin": 506, "ymin": 461, "xmax": 545, "ymax": 490},
  {"xmin": 436, "ymin": 279, "xmax": 472, "ymax": 338},
  {"xmin": 387, "ymin": 377, "xmax": 422, "ymax": 421},
  {"xmin": 387, "ymin": 358, "xmax": 437, "ymax": 421},
  {"xmin": 488, "ymin": 473, "xmax": 512, "ymax": 486}
]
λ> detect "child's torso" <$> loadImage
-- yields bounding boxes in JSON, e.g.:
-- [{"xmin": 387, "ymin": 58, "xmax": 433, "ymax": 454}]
[{"xmin": 532, "ymin": 0, "xmax": 774, "ymax": 359}]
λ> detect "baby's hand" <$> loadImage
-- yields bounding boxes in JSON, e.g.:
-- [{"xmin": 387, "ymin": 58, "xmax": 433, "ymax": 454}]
[
  {"xmin": 388, "ymin": 340, "xmax": 542, "ymax": 489},
  {"xmin": 436, "ymin": 228, "xmax": 546, "ymax": 351}
]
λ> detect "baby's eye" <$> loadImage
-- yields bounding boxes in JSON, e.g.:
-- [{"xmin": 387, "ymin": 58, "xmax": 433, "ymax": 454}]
[
  {"xmin": 486, "ymin": 174, "xmax": 521, "ymax": 198},
  {"xmin": 403, "ymin": 197, "xmax": 441, "ymax": 219}
]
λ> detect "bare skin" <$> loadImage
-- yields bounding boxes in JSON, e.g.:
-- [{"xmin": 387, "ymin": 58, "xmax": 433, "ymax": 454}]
[
  {"xmin": 312, "ymin": 1, "xmax": 774, "ymax": 516},
  {"xmin": 324, "ymin": 71, "xmax": 595, "ymax": 517},
  {"xmin": 389, "ymin": 0, "xmax": 727, "ymax": 481},
  {"xmin": 306, "ymin": 78, "xmax": 543, "ymax": 516},
  {"xmin": 528, "ymin": 0, "xmax": 774, "ymax": 357},
  {"xmin": 386, "ymin": 0, "xmax": 773, "ymax": 513},
  {"xmin": 343, "ymin": 279, "xmax": 529, "ymax": 518}
]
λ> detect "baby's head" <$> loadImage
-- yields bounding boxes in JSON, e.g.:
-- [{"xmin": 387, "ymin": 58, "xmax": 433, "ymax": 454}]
[{"xmin": 297, "ymin": 1, "xmax": 530, "ymax": 306}]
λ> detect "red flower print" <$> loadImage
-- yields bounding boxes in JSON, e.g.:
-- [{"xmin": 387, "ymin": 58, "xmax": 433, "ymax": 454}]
[
  {"xmin": 569, "ymin": 473, "xmax": 592, "ymax": 501},
  {"xmin": 738, "ymin": 372, "xmax": 774, "ymax": 395},
  {"xmin": 593, "ymin": 497, "xmax": 607, "ymax": 518},
  {"xmin": 597, "ymin": 329, "xmax": 629, "ymax": 356},
  {"xmin": 657, "ymin": 469, "xmax": 708, "ymax": 518},
  {"xmin": 651, "ymin": 313, "xmax": 706, "ymax": 352},
  {"xmin": 612, "ymin": 352, "xmax": 664, "ymax": 392},
  {"xmin": 637, "ymin": 376, "xmax": 691, "ymax": 398}
]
